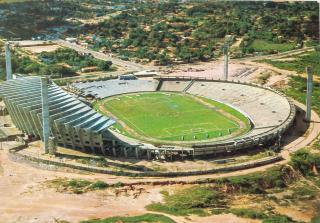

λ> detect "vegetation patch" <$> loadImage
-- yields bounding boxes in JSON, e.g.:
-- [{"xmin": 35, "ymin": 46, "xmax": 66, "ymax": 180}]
[
  {"xmin": 259, "ymin": 51, "xmax": 320, "ymax": 75},
  {"xmin": 39, "ymin": 48, "xmax": 114, "ymax": 73},
  {"xmin": 249, "ymin": 39, "xmax": 296, "ymax": 53},
  {"xmin": 146, "ymin": 186, "xmax": 227, "ymax": 216},
  {"xmin": 283, "ymin": 75, "xmax": 320, "ymax": 115},
  {"xmin": 229, "ymin": 208, "xmax": 296, "ymax": 223},
  {"xmin": 291, "ymin": 186, "xmax": 317, "ymax": 200},
  {"xmin": 215, "ymin": 166, "xmax": 297, "ymax": 194},
  {"xmin": 290, "ymin": 149, "xmax": 320, "ymax": 176},
  {"xmin": 81, "ymin": 213, "xmax": 176, "ymax": 223},
  {"xmin": 46, "ymin": 178, "xmax": 125, "ymax": 194}
]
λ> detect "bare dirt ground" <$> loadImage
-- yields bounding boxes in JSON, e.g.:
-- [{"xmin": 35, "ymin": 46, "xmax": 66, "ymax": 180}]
[
  {"xmin": 164, "ymin": 47, "xmax": 314, "ymax": 87},
  {"xmin": 0, "ymin": 149, "xmax": 266, "ymax": 223},
  {"xmin": 21, "ymin": 44, "xmax": 61, "ymax": 54}
]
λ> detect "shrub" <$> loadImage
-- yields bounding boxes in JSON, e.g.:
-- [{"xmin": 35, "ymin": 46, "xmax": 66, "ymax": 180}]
[
  {"xmin": 262, "ymin": 215, "xmax": 294, "ymax": 223},
  {"xmin": 230, "ymin": 208, "xmax": 267, "ymax": 219},
  {"xmin": 68, "ymin": 179, "xmax": 91, "ymax": 189},
  {"xmin": 90, "ymin": 180, "xmax": 108, "ymax": 190},
  {"xmin": 215, "ymin": 166, "xmax": 289, "ymax": 194},
  {"xmin": 290, "ymin": 149, "xmax": 320, "ymax": 176},
  {"xmin": 292, "ymin": 186, "xmax": 317, "ymax": 199},
  {"xmin": 113, "ymin": 181, "xmax": 125, "ymax": 187},
  {"xmin": 81, "ymin": 213, "xmax": 176, "ymax": 223},
  {"xmin": 146, "ymin": 186, "xmax": 227, "ymax": 216}
]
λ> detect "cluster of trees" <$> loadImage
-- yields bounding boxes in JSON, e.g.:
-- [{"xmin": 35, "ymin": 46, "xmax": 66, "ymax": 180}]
[
  {"xmin": 0, "ymin": 1, "xmax": 102, "ymax": 39},
  {"xmin": 39, "ymin": 48, "xmax": 112, "ymax": 71},
  {"xmin": 0, "ymin": 47, "xmax": 113, "ymax": 79},
  {"xmin": 80, "ymin": 1, "xmax": 318, "ymax": 64},
  {"xmin": 0, "ymin": 53, "xmax": 75, "ymax": 79},
  {"xmin": 1, "ymin": 1, "xmax": 319, "ymax": 64},
  {"xmin": 10, "ymin": 54, "xmax": 75, "ymax": 78}
]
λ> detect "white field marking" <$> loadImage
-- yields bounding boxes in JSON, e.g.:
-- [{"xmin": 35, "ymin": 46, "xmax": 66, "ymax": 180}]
[
  {"xmin": 111, "ymin": 102, "xmax": 241, "ymax": 139},
  {"xmin": 161, "ymin": 123, "xmax": 240, "ymax": 138},
  {"xmin": 119, "ymin": 96, "xmax": 172, "ymax": 106},
  {"xmin": 158, "ymin": 127, "xmax": 240, "ymax": 139},
  {"xmin": 110, "ymin": 101, "xmax": 240, "ymax": 129},
  {"xmin": 164, "ymin": 122, "xmax": 220, "ymax": 133},
  {"xmin": 118, "ymin": 106, "xmax": 240, "ymax": 130},
  {"xmin": 106, "ymin": 103, "xmax": 148, "ymax": 136},
  {"xmin": 163, "ymin": 125, "xmax": 229, "ymax": 137}
]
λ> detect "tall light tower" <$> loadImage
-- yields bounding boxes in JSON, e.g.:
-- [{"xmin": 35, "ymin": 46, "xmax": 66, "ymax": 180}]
[
  {"xmin": 5, "ymin": 42, "xmax": 12, "ymax": 80},
  {"xmin": 305, "ymin": 66, "xmax": 313, "ymax": 122},
  {"xmin": 223, "ymin": 44, "xmax": 229, "ymax": 81},
  {"xmin": 41, "ymin": 77, "xmax": 50, "ymax": 153},
  {"xmin": 318, "ymin": 0, "xmax": 320, "ymax": 45}
]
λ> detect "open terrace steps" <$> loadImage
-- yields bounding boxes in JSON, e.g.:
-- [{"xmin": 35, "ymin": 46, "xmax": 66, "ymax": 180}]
[{"xmin": 71, "ymin": 79, "xmax": 159, "ymax": 99}]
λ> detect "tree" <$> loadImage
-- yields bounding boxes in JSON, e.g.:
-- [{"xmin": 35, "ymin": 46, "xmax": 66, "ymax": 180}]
[
  {"xmin": 39, "ymin": 65, "xmax": 75, "ymax": 78},
  {"xmin": 98, "ymin": 61, "xmax": 112, "ymax": 71}
]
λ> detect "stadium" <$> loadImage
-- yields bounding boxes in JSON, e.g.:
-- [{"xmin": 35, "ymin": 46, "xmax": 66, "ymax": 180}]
[{"xmin": 0, "ymin": 75, "xmax": 296, "ymax": 161}]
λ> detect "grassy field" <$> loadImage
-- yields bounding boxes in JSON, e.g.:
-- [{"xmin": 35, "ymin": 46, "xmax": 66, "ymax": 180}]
[
  {"xmin": 284, "ymin": 76, "xmax": 320, "ymax": 115},
  {"xmin": 259, "ymin": 50, "xmax": 320, "ymax": 115},
  {"xmin": 147, "ymin": 186, "xmax": 227, "ymax": 216},
  {"xmin": 97, "ymin": 92, "xmax": 250, "ymax": 141},
  {"xmin": 81, "ymin": 213, "xmax": 176, "ymax": 223},
  {"xmin": 249, "ymin": 39, "xmax": 296, "ymax": 53},
  {"xmin": 259, "ymin": 51, "xmax": 320, "ymax": 76}
]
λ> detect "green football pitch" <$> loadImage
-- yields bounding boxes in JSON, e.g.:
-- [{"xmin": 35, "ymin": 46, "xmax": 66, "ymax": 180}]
[{"xmin": 96, "ymin": 92, "xmax": 250, "ymax": 142}]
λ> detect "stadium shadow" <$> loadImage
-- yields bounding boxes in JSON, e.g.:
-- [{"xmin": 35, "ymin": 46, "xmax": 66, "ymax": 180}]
[{"xmin": 281, "ymin": 105, "xmax": 310, "ymax": 147}]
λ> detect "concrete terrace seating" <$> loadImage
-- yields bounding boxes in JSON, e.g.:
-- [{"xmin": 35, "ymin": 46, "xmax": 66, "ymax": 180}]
[
  {"xmin": 159, "ymin": 80, "xmax": 192, "ymax": 92},
  {"xmin": 71, "ymin": 79, "xmax": 159, "ymax": 99},
  {"xmin": 187, "ymin": 81, "xmax": 291, "ymax": 131}
]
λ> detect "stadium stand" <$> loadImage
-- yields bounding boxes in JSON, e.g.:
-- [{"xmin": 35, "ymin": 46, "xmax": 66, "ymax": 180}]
[
  {"xmin": 71, "ymin": 79, "xmax": 158, "ymax": 99},
  {"xmin": 0, "ymin": 76, "xmax": 117, "ymax": 153}
]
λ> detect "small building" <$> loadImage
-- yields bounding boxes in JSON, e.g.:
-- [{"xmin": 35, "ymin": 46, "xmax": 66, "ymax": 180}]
[
  {"xmin": 65, "ymin": 37, "xmax": 77, "ymax": 43},
  {"xmin": 81, "ymin": 66, "xmax": 98, "ymax": 73},
  {"xmin": 118, "ymin": 74, "xmax": 137, "ymax": 80}
]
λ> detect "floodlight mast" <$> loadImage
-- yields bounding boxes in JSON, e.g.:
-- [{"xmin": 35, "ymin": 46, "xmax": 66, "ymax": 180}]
[
  {"xmin": 305, "ymin": 66, "xmax": 313, "ymax": 122},
  {"xmin": 41, "ymin": 77, "xmax": 50, "ymax": 153},
  {"xmin": 5, "ymin": 42, "xmax": 12, "ymax": 81},
  {"xmin": 223, "ymin": 44, "xmax": 229, "ymax": 81}
]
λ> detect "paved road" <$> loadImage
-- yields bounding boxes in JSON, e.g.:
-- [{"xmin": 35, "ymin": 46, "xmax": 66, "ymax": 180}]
[{"xmin": 55, "ymin": 39, "xmax": 149, "ymax": 71}]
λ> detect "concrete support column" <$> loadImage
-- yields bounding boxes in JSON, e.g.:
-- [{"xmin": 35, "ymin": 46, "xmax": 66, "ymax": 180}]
[
  {"xmin": 5, "ymin": 42, "xmax": 12, "ymax": 81},
  {"xmin": 305, "ymin": 66, "xmax": 313, "ymax": 122},
  {"xmin": 112, "ymin": 140, "xmax": 116, "ymax": 156},
  {"xmin": 112, "ymin": 147, "xmax": 117, "ymax": 156},
  {"xmin": 135, "ymin": 147, "xmax": 139, "ymax": 159},
  {"xmin": 147, "ymin": 150, "xmax": 151, "ymax": 160},
  {"xmin": 41, "ymin": 77, "xmax": 49, "ymax": 154},
  {"xmin": 101, "ymin": 146, "xmax": 107, "ymax": 156},
  {"xmin": 123, "ymin": 147, "xmax": 128, "ymax": 158}
]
